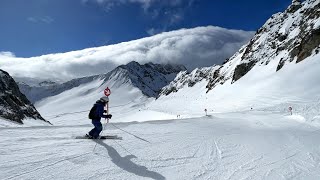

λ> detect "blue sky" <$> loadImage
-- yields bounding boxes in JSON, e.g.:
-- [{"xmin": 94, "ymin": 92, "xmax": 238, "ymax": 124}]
[{"xmin": 0, "ymin": 0, "xmax": 291, "ymax": 57}]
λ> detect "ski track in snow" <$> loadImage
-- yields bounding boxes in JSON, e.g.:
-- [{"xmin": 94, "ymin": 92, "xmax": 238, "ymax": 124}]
[{"xmin": 1, "ymin": 111, "xmax": 320, "ymax": 180}]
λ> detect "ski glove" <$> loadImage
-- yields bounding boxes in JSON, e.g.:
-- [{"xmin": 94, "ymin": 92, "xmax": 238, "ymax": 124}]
[{"xmin": 105, "ymin": 114, "xmax": 112, "ymax": 119}]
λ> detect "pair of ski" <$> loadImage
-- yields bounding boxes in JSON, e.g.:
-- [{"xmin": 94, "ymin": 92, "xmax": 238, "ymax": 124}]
[{"xmin": 76, "ymin": 135, "xmax": 122, "ymax": 140}]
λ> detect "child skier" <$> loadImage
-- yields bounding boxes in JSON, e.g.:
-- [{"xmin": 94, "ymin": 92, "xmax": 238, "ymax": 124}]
[{"xmin": 86, "ymin": 96, "xmax": 112, "ymax": 139}]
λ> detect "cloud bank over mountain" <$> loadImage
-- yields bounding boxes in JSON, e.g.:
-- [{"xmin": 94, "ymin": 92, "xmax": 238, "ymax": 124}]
[{"xmin": 0, "ymin": 26, "xmax": 254, "ymax": 82}]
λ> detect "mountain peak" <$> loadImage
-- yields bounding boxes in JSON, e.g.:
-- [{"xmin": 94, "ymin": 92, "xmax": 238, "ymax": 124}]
[
  {"xmin": 114, "ymin": 61, "xmax": 187, "ymax": 97},
  {"xmin": 19, "ymin": 61, "xmax": 187, "ymax": 104}
]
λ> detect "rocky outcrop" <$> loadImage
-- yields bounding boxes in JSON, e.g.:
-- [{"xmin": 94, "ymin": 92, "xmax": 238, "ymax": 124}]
[
  {"xmin": 160, "ymin": 66, "xmax": 220, "ymax": 96},
  {"xmin": 0, "ymin": 70, "xmax": 48, "ymax": 124},
  {"xmin": 292, "ymin": 28, "xmax": 320, "ymax": 63},
  {"xmin": 232, "ymin": 61, "xmax": 256, "ymax": 83}
]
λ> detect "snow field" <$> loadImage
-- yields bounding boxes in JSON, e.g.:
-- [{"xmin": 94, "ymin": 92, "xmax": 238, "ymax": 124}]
[{"xmin": 1, "ymin": 111, "xmax": 320, "ymax": 179}]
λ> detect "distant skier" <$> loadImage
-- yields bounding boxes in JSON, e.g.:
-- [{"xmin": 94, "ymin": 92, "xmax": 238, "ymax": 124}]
[{"xmin": 86, "ymin": 96, "xmax": 112, "ymax": 139}]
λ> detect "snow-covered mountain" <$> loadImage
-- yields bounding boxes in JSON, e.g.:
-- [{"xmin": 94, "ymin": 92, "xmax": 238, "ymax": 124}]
[
  {"xmin": 19, "ymin": 61, "xmax": 186, "ymax": 104},
  {"xmin": 160, "ymin": 66, "xmax": 219, "ymax": 96},
  {"xmin": 20, "ymin": 62, "xmax": 186, "ymax": 125},
  {"xmin": 148, "ymin": 0, "xmax": 320, "ymax": 125},
  {"xmin": 0, "ymin": 69, "xmax": 49, "ymax": 125},
  {"xmin": 161, "ymin": 0, "xmax": 320, "ymax": 95},
  {"xmin": 114, "ymin": 61, "xmax": 186, "ymax": 97}
]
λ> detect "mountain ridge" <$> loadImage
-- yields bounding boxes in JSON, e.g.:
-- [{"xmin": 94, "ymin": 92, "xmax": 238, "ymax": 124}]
[
  {"xmin": 160, "ymin": 0, "xmax": 320, "ymax": 96},
  {"xmin": 18, "ymin": 62, "xmax": 187, "ymax": 103},
  {"xmin": 0, "ymin": 69, "xmax": 49, "ymax": 124}
]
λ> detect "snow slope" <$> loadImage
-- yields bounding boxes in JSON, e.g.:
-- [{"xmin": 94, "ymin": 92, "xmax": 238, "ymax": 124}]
[
  {"xmin": 1, "ymin": 111, "xmax": 320, "ymax": 180},
  {"xmin": 151, "ymin": 52, "xmax": 320, "ymax": 126},
  {"xmin": 154, "ymin": 0, "xmax": 320, "ymax": 125},
  {"xmin": 35, "ymin": 51, "xmax": 320, "ymax": 127},
  {"xmin": 32, "ymin": 62, "xmax": 184, "ymax": 126}
]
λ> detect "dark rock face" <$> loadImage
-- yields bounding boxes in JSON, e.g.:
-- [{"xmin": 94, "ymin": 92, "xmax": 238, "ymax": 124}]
[
  {"xmin": 276, "ymin": 58, "xmax": 286, "ymax": 71},
  {"xmin": 287, "ymin": 0, "xmax": 302, "ymax": 13},
  {"xmin": 232, "ymin": 61, "xmax": 256, "ymax": 83},
  {"xmin": 206, "ymin": 67, "xmax": 222, "ymax": 92},
  {"xmin": 292, "ymin": 28, "xmax": 320, "ymax": 63},
  {"xmin": 0, "ymin": 70, "xmax": 47, "ymax": 124},
  {"xmin": 162, "ymin": 86, "xmax": 178, "ymax": 96},
  {"xmin": 289, "ymin": 2, "xmax": 320, "ymax": 63}
]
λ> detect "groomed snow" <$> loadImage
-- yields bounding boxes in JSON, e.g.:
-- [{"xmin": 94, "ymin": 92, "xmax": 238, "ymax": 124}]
[
  {"xmin": 1, "ymin": 111, "xmax": 320, "ymax": 179},
  {"xmin": 0, "ymin": 117, "xmax": 50, "ymax": 128}
]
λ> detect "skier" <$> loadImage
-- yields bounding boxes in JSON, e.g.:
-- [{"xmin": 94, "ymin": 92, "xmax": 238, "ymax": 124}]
[{"xmin": 86, "ymin": 96, "xmax": 112, "ymax": 139}]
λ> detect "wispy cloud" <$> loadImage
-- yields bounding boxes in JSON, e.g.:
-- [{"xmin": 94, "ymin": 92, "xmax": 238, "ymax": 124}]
[
  {"xmin": 82, "ymin": 0, "xmax": 153, "ymax": 12},
  {"xmin": 83, "ymin": 0, "xmax": 193, "ymax": 25},
  {"xmin": 146, "ymin": 28, "xmax": 157, "ymax": 35},
  {"xmin": 167, "ymin": 11, "xmax": 183, "ymax": 25},
  {"xmin": 0, "ymin": 26, "xmax": 254, "ymax": 82},
  {"xmin": 146, "ymin": 27, "xmax": 166, "ymax": 35},
  {"xmin": 0, "ymin": 51, "xmax": 16, "ymax": 58},
  {"xmin": 27, "ymin": 16, "xmax": 54, "ymax": 24}
]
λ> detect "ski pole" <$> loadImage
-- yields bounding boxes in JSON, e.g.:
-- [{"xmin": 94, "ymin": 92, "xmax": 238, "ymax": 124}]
[
  {"xmin": 106, "ymin": 100, "xmax": 109, "ymax": 123},
  {"xmin": 102, "ymin": 102, "xmax": 109, "ymax": 134}
]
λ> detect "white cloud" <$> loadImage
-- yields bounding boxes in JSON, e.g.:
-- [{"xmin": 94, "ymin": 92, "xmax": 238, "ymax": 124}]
[
  {"xmin": 169, "ymin": 13, "xmax": 183, "ymax": 25},
  {"xmin": 146, "ymin": 27, "xmax": 166, "ymax": 35},
  {"xmin": 41, "ymin": 16, "xmax": 54, "ymax": 24},
  {"xmin": 0, "ymin": 26, "xmax": 254, "ymax": 82},
  {"xmin": 146, "ymin": 28, "xmax": 156, "ymax": 35},
  {"xmin": 27, "ymin": 16, "xmax": 54, "ymax": 24},
  {"xmin": 27, "ymin": 17, "xmax": 37, "ymax": 23},
  {"xmin": 83, "ymin": 0, "xmax": 153, "ymax": 10},
  {"xmin": 0, "ymin": 51, "xmax": 16, "ymax": 58}
]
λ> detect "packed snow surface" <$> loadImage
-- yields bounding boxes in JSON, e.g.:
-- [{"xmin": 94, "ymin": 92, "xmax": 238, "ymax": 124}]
[{"xmin": 1, "ymin": 111, "xmax": 320, "ymax": 180}]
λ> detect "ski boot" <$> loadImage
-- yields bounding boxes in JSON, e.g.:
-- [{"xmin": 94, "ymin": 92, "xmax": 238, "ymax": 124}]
[{"xmin": 85, "ymin": 134, "xmax": 93, "ymax": 139}]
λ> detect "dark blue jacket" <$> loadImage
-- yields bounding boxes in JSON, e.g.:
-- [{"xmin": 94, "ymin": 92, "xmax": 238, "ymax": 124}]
[{"xmin": 93, "ymin": 101, "xmax": 108, "ymax": 121}]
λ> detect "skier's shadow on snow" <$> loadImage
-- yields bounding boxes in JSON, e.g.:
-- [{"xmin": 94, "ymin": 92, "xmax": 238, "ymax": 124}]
[{"xmin": 94, "ymin": 140, "xmax": 166, "ymax": 180}]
